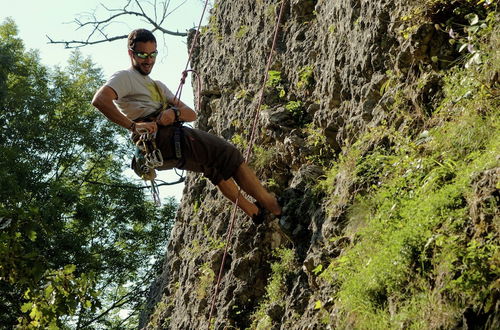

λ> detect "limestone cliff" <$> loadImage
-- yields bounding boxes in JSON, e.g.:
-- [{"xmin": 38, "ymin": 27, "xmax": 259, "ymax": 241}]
[{"xmin": 141, "ymin": 0, "xmax": 499, "ymax": 329}]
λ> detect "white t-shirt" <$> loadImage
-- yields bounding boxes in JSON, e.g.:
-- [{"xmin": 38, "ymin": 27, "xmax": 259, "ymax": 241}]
[{"xmin": 105, "ymin": 67, "xmax": 175, "ymax": 120}]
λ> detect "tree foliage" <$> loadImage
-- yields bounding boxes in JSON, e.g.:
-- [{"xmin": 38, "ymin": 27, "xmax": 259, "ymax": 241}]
[{"xmin": 0, "ymin": 18, "xmax": 176, "ymax": 329}]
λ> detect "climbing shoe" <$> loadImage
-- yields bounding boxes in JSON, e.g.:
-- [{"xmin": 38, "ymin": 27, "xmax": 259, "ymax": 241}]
[
  {"xmin": 253, "ymin": 201, "xmax": 272, "ymax": 225},
  {"xmin": 252, "ymin": 202, "xmax": 265, "ymax": 225}
]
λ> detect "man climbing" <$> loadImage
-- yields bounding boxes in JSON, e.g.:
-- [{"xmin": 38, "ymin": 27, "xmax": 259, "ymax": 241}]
[{"xmin": 91, "ymin": 28, "xmax": 281, "ymax": 223}]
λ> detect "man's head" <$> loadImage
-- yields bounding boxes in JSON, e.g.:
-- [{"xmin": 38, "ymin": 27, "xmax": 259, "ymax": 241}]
[{"xmin": 127, "ymin": 29, "xmax": 157, "ymax": 76}]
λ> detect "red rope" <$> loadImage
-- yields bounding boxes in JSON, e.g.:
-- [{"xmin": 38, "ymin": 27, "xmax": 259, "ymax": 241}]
[
  {"xmin": 207, "ymin": 1, "xmax": 287, "ymax": 327},
  {"xmin": 181, "ymin": 69, "xmax": 202, "ymax": 113},
  {"xmin": 172, "ymin": 0, "xmax": 210, "ymax": 111}
]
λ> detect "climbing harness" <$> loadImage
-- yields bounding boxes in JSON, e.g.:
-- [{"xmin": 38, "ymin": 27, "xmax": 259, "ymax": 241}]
[
  {"xmin": 173, "ymin": 121, "xmax": 183, "ymax": 160},
  {"xmin": 207, "ymin": 0, "xmax": 288, "ymax": 326}
]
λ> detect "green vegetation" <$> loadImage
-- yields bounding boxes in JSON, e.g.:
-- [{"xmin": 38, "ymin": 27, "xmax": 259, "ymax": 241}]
[
  {"xmin": 266, "ymin": 70, "xmax": 286, "ymax": 98},
  {"xmin": 285, "ymin": 100, "xmax": 308, "ymax": 126},
  {"xmin": 379, "ymin": 69, "xmax": 400, "ymax": 96},
  {"xmin": 234, "ymin": 88, "xmax": 251, "ymax": 100},
  {"xmin": 296, "ymin": 65, "xmax": 314, "ymax": 90},
  {"xmin": 251, "ymin": 144, "xmax": 277, "ymax": 172},
  {"xmin": 235, "ymin": 25, "xmax": 250, "ymax": 39},
  {"xmin": 311, "ymin": 2, "xmax": 499, "ymax": 327},
  {"xmin": 318, "ymin": 105, "xmax": 498, "ymax": 327},
  {"xmin": 204, "ymin": 224, "xmax": 226, "ymax": 250},
  {"xmin": 147, "ymin": 296, "xmax": 173, "ymax": 330},
  {"xmin": 266, "ymin": 70, "xmax": 282, "ymax": 87},
  {"xmin": 232, "ymin": 133, "xmax": 277, "ymax": 172},
  {"xmin": 249, "ymin": 248, "xmax": 296, "ymax": 329},
  {"xmin": 202, "ymin": 14, "xmax": 223, "ymax": 40},
  {"xmin": 0, "ymin": 19, "xmax": 177, "ymax": 329},
  {"xmin": 303, "ymin": 123, "xmax": 337, "ymax": 169},
  {"xmin": 196, "ymin": 263, "xmax": 216, "ymax": 300},
  {"xmin": 231, "ymin": 133, "xmax": 249, "ymax": 151},
  {"xmin": 264, "ymin": 3, "xmax": 279, "ymax": 23}
]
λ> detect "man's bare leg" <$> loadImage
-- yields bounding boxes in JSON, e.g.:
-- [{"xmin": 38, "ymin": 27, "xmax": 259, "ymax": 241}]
[
  {"xmin": 232, "ymin": 163, "xmax": 281, "ymax": 216},
  {"xmin": 217, "ymin": 178, "xmax": 259, "ymax": 217}
]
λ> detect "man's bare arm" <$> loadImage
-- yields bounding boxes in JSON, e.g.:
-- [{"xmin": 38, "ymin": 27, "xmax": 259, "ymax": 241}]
[
  {"xmin": 169, "ymin": 97, "xmax": 197, "ymax": 122},
  {"xmin": 157, "ymin": 97, "xmax": 197, "ymax": 126},
  {"xmin": 91, "ymin": 85, "xmax": 157, "ymax": 133}
]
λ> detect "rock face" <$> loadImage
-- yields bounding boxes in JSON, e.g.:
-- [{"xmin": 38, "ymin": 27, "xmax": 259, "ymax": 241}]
[
  {"xmin": 140, "ymin": 0, "xmax": 419, "ymax": 328},
  {"xmin": 139, "ymin": 0, "xmax": 498, "ymax": 329}
]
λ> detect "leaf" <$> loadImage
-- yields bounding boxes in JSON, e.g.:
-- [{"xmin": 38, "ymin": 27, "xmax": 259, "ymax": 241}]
[
  {"xmin": 448, "ymin": 28, "xmax": 457, "ymax": 39},
  {"xmin": 44, "ymin": 285, "xmax": 54, "ymax": 299},
  {"xmin": 465, "ymin": 13, "xmax": 479, "ymax": 26},
  {"xmin": 29, "ymin": 305, "xmax": 41, "ymax": 320},
  {"xmin": 468, "ymin": 25, "xmax": 480, "ymax": 34},
  {"xmin": 27, "ymin": 230, "xmax": 37, "ymax": 242},
  {"xmin": 48, "ymin": 320, "xmax": 60, "ymax": 330},
  {"xmin": 312, "ymin": 264, "xmax": 323, "ymax": 275},
  {"xmin": 380, "ymin": 79, "xmax": 392, "ymax": 95},
  {"xmin": 30, "ymin": 320, "xmax": 40, "ymax": 327},
  {"xmin": 465, "ymin": 53, "xmax": 482, "ymax": 68},
  {"xmin": 21, "ymin": 302, "xmax": 33, "ymax": 313},
  {"xmin": 314, "ymin": 300, "xmax": 323, "ymax": 310},
  {"xmin": 23, "ymin": 288, "xmax": 31, "ymax": 299},
  {"xmin": 63, "ymin": 264, "xmax": 76, "ymax": 275}
]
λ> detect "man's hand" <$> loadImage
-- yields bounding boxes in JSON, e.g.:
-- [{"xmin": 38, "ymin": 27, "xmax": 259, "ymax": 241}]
[
  {"xmin": 135, "ymin": 121, "xmax": 157, "ymax": 134},
  {"xmin": 156, "ymin": 108, "xmax": 176, "ymax": 126}
]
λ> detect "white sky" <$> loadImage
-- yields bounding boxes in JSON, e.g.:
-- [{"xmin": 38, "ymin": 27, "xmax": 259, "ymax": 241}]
[{"xmin": 1, "ymin": 0, "xmax": 210, "ymax": 201}]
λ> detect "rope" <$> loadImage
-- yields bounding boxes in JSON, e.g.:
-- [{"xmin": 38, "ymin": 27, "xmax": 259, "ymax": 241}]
[
  {"xmin": 184, "ymin": 69, "xmax": 203, "ymax": 114},
  {"xmin": 207, "ymin": 1, "xmax": 287, "ymax": 327},
  {"xmin": 172, "ymin": 0, "xmax": 209, "ymax": 111}
]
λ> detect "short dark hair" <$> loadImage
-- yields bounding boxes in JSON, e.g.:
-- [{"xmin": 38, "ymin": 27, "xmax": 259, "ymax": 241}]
[{"xmin": 128, "ymin": 29, "xmax": 156, "ymax": 50}]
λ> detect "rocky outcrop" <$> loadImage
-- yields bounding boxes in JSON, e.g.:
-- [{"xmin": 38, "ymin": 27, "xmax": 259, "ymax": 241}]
[{"xmin": 139, "ymin": 0, "xmax": 498, "ymax": 329}]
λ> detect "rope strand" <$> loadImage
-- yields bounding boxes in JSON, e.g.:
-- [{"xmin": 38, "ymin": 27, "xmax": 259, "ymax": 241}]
[
  {"xmin": 207, "ymin": 1, "xmax": 288, "ymax": 327},
  {"xmin": 173, "ymin": 0, "xmax": 210, "ymax": 108}
]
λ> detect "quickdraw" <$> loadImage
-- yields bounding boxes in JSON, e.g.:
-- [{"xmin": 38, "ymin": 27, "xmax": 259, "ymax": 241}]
[
  {"xmin": 135, "ymin": 127, "xmax": 164, "ymax": 205},
  {"xmin": 136, "ymin": 129, "xmax": 164, "ymax": 169}
]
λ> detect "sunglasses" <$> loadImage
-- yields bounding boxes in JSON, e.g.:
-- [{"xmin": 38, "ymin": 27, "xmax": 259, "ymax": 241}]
[{"xmin": 130, "ymin": 49, "xmax": 158, "ymax": 59}]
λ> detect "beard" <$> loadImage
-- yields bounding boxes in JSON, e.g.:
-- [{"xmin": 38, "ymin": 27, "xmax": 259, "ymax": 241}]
[{"xmin": 133, "ymin": 62, "xmax": 153, "ymax": 76}]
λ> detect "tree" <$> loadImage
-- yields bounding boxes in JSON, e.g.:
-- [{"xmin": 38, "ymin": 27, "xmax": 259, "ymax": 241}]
[{"xmin": 0, "ymin": 18, "xmax": 177, "ymax": 329}]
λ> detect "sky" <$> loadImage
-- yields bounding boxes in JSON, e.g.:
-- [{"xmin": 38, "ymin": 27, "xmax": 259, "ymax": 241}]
[{"xmin": 1, "ymin": 0, "xmax": 210, "ymax": 201}]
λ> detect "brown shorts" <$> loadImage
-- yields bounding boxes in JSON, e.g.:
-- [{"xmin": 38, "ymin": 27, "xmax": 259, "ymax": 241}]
[{"xmin": 155, "ymin": 125, "xmax": 244, "ymax": 185}]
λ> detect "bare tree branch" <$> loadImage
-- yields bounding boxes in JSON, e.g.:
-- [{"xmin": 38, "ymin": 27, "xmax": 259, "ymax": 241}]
[
  {"xmin": 78, "ymin": 286, "xmax": 140, "ymax": 329},
  {"xmin": 47, "ymin": 0, "xmax": 190, "ymax": 49},
  {"xmin": 78, "ymin": 266, "xmax": 161, "ymax": 328},
  {"xmin": 84, "ymin": 177, "xmax": 185, "ymax": 189}
]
